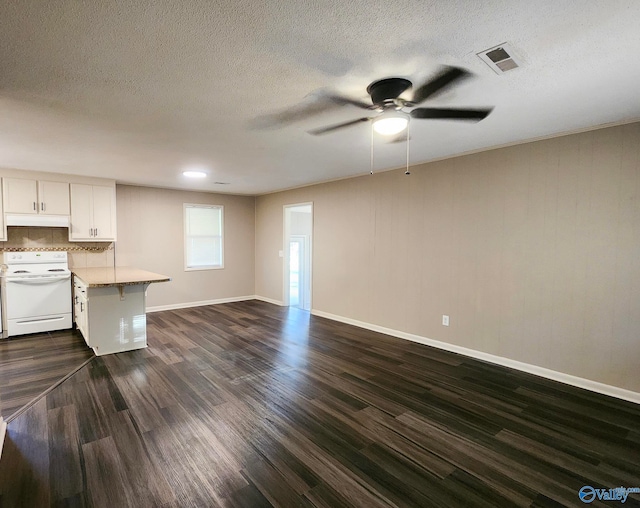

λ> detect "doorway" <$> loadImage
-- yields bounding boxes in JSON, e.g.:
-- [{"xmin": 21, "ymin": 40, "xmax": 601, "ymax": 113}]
[{"xmin": 283, "ymin": 203, "xmax": 312, "ymax": 310}]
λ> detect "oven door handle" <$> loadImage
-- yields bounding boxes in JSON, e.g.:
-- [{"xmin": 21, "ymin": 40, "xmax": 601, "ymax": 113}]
[{"xmin": 6, "ymin": 275, "xmax": 71, "ymax": 284}]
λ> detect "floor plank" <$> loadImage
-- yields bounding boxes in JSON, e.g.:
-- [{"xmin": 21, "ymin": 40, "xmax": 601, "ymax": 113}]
[
  {"xmin": 0, "ymin": 329, "xmax": 94, "ymax": 419},
  {"xmin": 1, "ymin": 301, "xmax": 639, "ymax": 507}
]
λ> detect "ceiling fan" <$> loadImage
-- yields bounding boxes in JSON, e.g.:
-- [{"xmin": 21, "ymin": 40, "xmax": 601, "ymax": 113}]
[{"xmin": 307, "ymin": 66, "xmax": 493, "ymax": 139}]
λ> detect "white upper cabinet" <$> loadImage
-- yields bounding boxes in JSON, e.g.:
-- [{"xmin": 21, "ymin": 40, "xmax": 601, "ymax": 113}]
[
  {"xmin": 90, "ymin": 185, "xmax": 116, "ymax": 240},
  {"xmin": 3, "ymin": 178, "xmax": 38, "ymax": 214},
  {"xmin": 3, "ymin": 178, "xmax": 69, "ymax": 215},
  {"xmin": 69, "ymin": 184, "xmax": 116, "ymax": 241},
  {"xmin": 69, "ymin": 184, "xmax": 93, "ymax": 240},
  {"xmin": 38, "ymin": 181, "xmax": 71, "ymax": 215}
]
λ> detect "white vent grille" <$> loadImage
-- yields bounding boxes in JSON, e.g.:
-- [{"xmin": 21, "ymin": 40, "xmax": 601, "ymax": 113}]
[{"xmin": 477, "ymin": 43, "xmax": 521, "ymax": 74}]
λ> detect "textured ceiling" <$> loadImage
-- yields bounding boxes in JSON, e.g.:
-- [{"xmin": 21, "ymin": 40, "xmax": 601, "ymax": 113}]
[{"xmin": 1, "ymin": 0, "xmax": 639, "ymax": 195}]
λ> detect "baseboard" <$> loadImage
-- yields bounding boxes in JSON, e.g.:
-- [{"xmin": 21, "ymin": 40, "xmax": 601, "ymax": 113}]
[
  {"xmin": 0, "ymin": 417, "xmax": 7, "ymax": 459},
  {"xmin": 146, "ymin": 295, "xmax": 256, "ymax": 313},
  {"xmin": 253, "ymin": 295, "xmax": 284, "ymax": 306},
  {"xmin": 311, "ymin": 309, "xmax": 640, "ymax": 405}
]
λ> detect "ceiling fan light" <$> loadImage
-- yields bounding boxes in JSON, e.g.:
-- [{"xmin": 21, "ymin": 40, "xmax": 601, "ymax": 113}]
[{"xmin": 373, "ymin": 113, "xmax": 409, "ymax": 135}]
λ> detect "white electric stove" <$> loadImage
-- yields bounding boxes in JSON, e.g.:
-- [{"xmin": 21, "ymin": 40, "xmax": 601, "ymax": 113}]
[{"xmin": 2, "ymin": 251, "xmax": 72, "ymax": 338}]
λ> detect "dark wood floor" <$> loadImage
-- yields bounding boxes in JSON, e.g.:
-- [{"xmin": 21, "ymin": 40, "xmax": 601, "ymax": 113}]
[
  {"xmin": 0, "ymin": 301, "xmax": 639, "ymax": 507},
  {"xmin": 0, "ymin": 329, "xmax": 94, "ymax": 420}
]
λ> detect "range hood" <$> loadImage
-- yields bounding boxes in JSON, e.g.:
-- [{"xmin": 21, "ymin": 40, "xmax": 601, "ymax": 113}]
[{"xmin": 6, "ymin": 214, "xmax": 70, "ymax": 227}]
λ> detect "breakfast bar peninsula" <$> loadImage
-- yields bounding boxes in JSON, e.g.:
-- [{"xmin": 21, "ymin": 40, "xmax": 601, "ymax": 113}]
[{"xmin": 71, "ymin": 267, "xmax": 170, "ymax": 356}]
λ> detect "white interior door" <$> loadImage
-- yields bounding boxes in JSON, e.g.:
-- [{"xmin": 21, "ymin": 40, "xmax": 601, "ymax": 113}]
[
  {"xmin": 283, "ymin": 203, "xmax": 312, "ymax": 310},
  {"xmin": 289, "ymin": 236, "xmax": 304, "ymax": 308}
]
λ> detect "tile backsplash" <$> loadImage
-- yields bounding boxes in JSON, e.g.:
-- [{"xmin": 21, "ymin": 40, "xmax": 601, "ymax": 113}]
[{"xmin": 0, "ymin": 227, "xmax": 114, "ymax": 268}]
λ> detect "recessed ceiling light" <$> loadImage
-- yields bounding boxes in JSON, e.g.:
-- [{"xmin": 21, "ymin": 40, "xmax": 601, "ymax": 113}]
[{"xmin": 182, "ymin": 170, "xmax": 207, "ymax": 178}]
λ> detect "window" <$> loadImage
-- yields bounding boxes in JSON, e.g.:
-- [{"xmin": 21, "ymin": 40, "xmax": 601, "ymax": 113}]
[{"xmin": 184, "ymin": 204, "xmax": 223, "ymax": 270}]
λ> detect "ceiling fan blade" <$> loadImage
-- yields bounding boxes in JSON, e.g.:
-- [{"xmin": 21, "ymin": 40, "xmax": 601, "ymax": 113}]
[
  {"xmin": 251, "ymin": 100, "xmax": 343, "ymax": 129},
  {"xmin": 410, "ymin": 107, "xmax": 493, "ymax": 121},
  {"xmin": 308, "ymin": 117, "xmax": 371, "ymax": 135},
  {"xmin": 411, "ymin": 66, "xmax": 471, "ymax": 104},
  {"xmin": 321, "ymin": 92, "xmax": 372, "ymax": 110}
]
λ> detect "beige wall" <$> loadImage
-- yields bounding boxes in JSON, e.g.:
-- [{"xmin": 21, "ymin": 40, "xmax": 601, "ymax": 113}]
[
  {"xmin": 116, "ymin": 185, "xmax": 255, "ymax": 308},
  {"xmin": 255, "ymin": 122, "xmax": 640, "ymax": 392}
]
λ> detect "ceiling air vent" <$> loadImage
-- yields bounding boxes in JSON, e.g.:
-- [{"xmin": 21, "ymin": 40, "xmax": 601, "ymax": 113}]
[{"xmin": 477, "ymin": 43, "xmax": 521, "ymax": 74}]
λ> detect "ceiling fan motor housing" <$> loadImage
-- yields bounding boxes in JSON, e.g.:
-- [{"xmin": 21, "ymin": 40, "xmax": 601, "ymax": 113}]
[
  {"xmin": 305, "ymin": 67, "xmax": 492, "ymax": 135},
  {"xmin": 367, "ymin": 78, "xmax": 412, "ymax": 106}
]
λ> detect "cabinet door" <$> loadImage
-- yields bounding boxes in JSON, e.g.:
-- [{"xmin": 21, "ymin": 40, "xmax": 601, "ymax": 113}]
[
  {"xmin": 73, "ymin": 286, "xmax": 81, "ymax": 325},
  {"xmin": 69, "ymin": 184, "xmax": 94, "ymax": 240},
  {"xmin": 78, "ymin": 294, "xmax": 89, "ymax": 344},
  {"xmin": 92, "ymin": 185, "xmax": 116, "ymax": 241},
  {"xmin": 73, "ymin": 293, "xmax": 79, "ymax": 325},
  {"xmin": 73, "ymin": 279, "xmax": 89, "ymax": 343},
  {"xmin": 3, "ymin": 178, "xmax": 38, "ymax": 214},
  {"xmin": 38, "ymin": 181, "xmax": 70, "ymax": 215}
]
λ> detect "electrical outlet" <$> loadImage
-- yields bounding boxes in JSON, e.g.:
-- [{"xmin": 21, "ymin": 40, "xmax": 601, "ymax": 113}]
[
  {"xmin": 442, "ymin": 315, "xmax": 449, "ymax": 326},
  {"xmin": 278, "ymin": 250, "xmax": 284, "ymax": 257}
]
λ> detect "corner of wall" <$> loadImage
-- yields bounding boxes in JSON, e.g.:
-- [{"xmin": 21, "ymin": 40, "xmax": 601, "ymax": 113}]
[{"xmin": 253, "ymin": 194, "xmax": 258, "ymax": 297}]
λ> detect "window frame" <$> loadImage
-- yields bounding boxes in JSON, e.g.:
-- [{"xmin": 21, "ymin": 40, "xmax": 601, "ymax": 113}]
[{"xmin": 183, "ymin": 203, "xmax": 224, "ymax": 271}]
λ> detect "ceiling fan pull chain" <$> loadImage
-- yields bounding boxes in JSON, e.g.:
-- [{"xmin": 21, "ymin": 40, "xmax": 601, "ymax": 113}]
[
  {"xmin": 405, "ymin": 119, "xmax": 411, "ymax": 175},
  {"xmin": 370, "ymin": 122, "xmax": 374, "ymax": 175}
]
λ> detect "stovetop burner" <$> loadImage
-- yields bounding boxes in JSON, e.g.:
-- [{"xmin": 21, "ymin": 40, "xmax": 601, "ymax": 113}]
[{"xmin": 3, "ymin": 251, "xmax": 71, "ymax": 278}]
